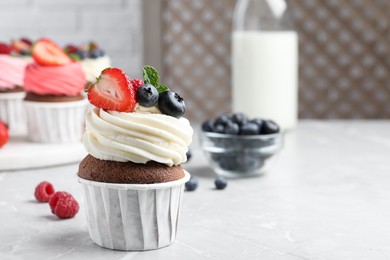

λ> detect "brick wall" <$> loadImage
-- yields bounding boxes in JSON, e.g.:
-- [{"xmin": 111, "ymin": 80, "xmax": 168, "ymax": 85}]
[{"xmin": 0, "ymin": 0, "xmax": 143, "ymax": 78}]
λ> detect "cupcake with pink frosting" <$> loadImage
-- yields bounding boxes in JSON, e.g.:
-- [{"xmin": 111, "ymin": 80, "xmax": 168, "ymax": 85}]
[
  {"xmin": 24, "ymin": 38, "xmax": 87, "ymax": 143},
  {"xmin": 0, "ymin": 40, "xmax": 32, "ymax": 136}
]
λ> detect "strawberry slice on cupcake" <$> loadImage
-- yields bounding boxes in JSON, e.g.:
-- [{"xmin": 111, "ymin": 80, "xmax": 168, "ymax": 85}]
[
  {"xmin": 86, "ymin": 68, "xmax": 136, "ymax": 112},
  {"xmin": 32, "ymin": 38, "xmax": 73, "ymax": 66}
]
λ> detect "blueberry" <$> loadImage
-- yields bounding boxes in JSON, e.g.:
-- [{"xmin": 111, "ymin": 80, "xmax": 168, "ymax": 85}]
[
  {"xmin": 236, "ymin": 153, "xmax": 262, "ymax": 172},
  {"xmin": 158, "ymin": 90, "xmax": 185, "ymax": 118},
  {"xmin": 77, "ymin": 50, "xmax": 88, "ymax": 60},
  {"xmin": 19, "ymin": 50, "xmax": 29, "ymax": 56},
  {"xmin": 136, "ymin": 84, "xmax": 159, "ymax": 107},
  {"xmin": 250, "ymin": 118, "xmax": 263, "ymax": 133},
  {"xmin": 90, "ymin": 49, "xmax": 104, "ymax": 58},
  {"xmin": 219, "ymin": 155, "xmax": 237, "ymax": 170},
  {"xmin": 239, "ymin": 122, "xmax": 259, "ymax": 135},
  {"xmin": 186, "ymin": 149, "xmax": 192, "ymax": 162},
  {"xmin": 215, "ymin": 176, "xmax": 227, "ymax": 190},
  {"xmin": 260, "ymin": 120, "xmax": 280, "ymax": 135},
  {"xmin": 224, "ymin": 121, "xmax": 239, "ymax": 135},
  {"xmin": 214, "ymin": 124, "xmax": 225, "ymax": 134},
  {"xmin": 232, "ymin": 113, "xmax": 248, "ymax": 126},
  {"xmin": 202, "ymin": 119, "xmax": 214, "ymax": 132},
  {"xmin": 185, "ymin": 176, "xmax": 198, "ymax": 191},
  {"xmin": 215, "ymin": 114, "xmax": 231, "ymax": 126}
]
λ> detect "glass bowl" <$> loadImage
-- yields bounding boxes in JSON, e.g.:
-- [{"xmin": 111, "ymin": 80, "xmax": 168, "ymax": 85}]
[{"xmin": 200, "ymin": 130, "xmax": 283, "ymax": 178}]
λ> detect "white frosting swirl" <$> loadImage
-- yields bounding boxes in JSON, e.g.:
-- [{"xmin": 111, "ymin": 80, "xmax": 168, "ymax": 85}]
[
  {"xmin": 83, "ymin": 108, "xmax": 193, "ymax": 166},
  {"xmin": 81, "ymin": 56, "xmax": 111, "ymax": 83}
]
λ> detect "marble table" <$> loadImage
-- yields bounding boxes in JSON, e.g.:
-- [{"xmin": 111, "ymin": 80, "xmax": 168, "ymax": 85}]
[{"xmin": 1, "ymin": 121, "xmax": 390, "ymax": 259}]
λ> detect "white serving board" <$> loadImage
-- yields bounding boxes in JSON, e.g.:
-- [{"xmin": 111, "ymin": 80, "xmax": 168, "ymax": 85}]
[{"xmin": 0, "ymin": 136, "xmax": 87, "ymax": 171}]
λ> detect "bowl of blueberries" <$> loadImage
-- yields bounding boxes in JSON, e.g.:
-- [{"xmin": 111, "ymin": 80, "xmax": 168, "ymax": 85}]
[{"xmin": 200, "ymin": 113, "xmax": 283, "ymax": 178}]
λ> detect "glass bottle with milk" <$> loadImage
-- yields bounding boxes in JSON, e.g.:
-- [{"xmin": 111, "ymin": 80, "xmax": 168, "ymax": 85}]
[{"xmin": 232, "ymin": 0, "xmax": 298, "ymax": 130}]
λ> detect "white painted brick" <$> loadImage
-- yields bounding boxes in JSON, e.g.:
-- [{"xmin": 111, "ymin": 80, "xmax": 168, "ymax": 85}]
[
  {"xmin": 33, "ymin": 0, "xmax": 122, "ymax": 7},
  {"xmin": 81, "ymin": 10, "xmax": 138, "ymax": 30},
  {"xmin": 0, "ymin": 11, "xmax": 77, "ymax": 29},
  {"xmin": 0, "ymin": 0, "xmax": 143, "ymax": 77},
  {"xmin": 0, "ymin": 0, "xmax": 30, "ymax": 6}
]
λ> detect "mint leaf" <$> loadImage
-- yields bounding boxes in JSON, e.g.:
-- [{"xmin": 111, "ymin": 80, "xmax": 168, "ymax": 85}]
[
  {"xmin": 142, "ymin": 65, "xmax": 159, "ymax": 87},
  {"xmin": 157, "ymin": 84, "xmax": 169, "ymax": 93},
  {"xmin": 68, "ymin": 53, "xmax": 80, "ymax": 61}
]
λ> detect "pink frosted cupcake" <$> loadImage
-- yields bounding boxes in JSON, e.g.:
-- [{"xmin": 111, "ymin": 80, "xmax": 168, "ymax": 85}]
[
  {"xmin": 0, "ymin": 42, "xmax": 30, "ymax": 136},
  {"xmin": 23, "ymin": 38, "xmax": 87, "ymax": 143}
]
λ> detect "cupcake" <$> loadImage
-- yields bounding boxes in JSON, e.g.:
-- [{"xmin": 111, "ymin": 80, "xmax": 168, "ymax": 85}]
[
  {"xmin": 78, "ymin": 66, "xmax": 193, "ymax": 251},
  {"xmin": 64, "ymin": 41, "xmax": 111, "ymax": 86},
  {"xmin": 0, "ymin": 39, "xmax": 32, "ymax": 136},
  {"xmin": 24, "ymin": 38, "xmax": 87, "ymax": 143}
]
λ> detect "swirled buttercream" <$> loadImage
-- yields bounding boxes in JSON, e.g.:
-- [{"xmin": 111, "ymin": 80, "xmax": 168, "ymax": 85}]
[
  {"xmin": 81, "ymin": 56, "xmax": 111, "ymax": 83},
  {"xmin": 83, "ymin": 108, "xmax": 193, "ymax": 166},
  {"xmin": 0, "ymin": 55, "xmax": 28, "ymax": 90},
  {"xmin": 24, "ymin": 62, "xmax": 86, "ymax": 96}
]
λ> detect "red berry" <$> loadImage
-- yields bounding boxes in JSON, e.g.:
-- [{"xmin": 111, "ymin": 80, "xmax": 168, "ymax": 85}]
[
  {"xmin": 32, "ymin": 38, "xmax": 72, "ymax": 66},
  {"xmin": 0, "ymin": 43, "xmax": 12, "ymax": 54},
  {"xmin": 20, "ymin": 37, "xmax": 33, "ymax": 46},
  {"xmin": 64, "ymin": 44, "xmax": 78, "ymax": 54},
  {"xmin": 87, "ymin": 67, "xmax": 136, "ymax": 112},
  {"xmin": 49, "ymin": 191, "xmax": 79, "ymax": 219},
  {"xmin": 34, "ymin": 181, "xmax": 55, "ymax": 202},
  {"xmin": 130, "ymin": 79, "xmax": 144, "ymax": 92},
  {"xmin": 0, "ymin": 121, "xmax": 9, "ymax": 148}
]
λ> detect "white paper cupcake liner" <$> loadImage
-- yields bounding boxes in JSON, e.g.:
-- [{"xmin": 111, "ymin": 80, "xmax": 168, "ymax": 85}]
[
  {"xmin": 0, "ymin": 92, "xmax": 27, "ymax": 136},
  {"xmin": 24, "ymin": 99, "xmax": 87, "ymax": 143},
  {"xmin": 78, "ymin": 171, "xmax": 190, "ymax": 251}
]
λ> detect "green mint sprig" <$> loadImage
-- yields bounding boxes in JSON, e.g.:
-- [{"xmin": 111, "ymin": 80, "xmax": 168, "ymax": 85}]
[{"xmin": 142, "ymin": 65, "xmax": 169, "ymax": 93}]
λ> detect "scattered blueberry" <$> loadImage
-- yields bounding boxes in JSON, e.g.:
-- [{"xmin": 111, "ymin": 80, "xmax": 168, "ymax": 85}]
[
  {"xmin": 77, "ymin": 50, "xmax": 88, "ymax": 60},
  {"xmin": 260, "ymin": 120, "xmax": 280, "ymax": 135},
  {"xmin": 214, "ymin": 176, "xmax": 227, "ymax": 190},
  {"xmin": 239, "ymin": 122, "xmax": 259, "ymax": 135},
  {"xmin": 158, "ymin": 90, "xmax": 186, "ymax": 118},
  {"xmin": 136, "ymin": 84, "xmax": 159, "ymax": 107},
  {"xmin": 224, "ymin": 121, "xmax": 239, "ymax": 135},
  {"xmin": 186, "ymin": 149, "xmax": 192, "ymax": 162},
  {"xmin": 202, "ymin": 120, "xmax": 214, "ymax": 132},
  {"xmin": 232, "ymin": 113, "xmax": 248, "ymax": 126},
  {"xmin": 185, "ymin": 176, "xmax": 198, "ymax": 191}
]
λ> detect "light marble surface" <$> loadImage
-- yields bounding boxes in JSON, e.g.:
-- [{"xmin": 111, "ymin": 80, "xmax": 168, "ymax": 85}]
[{"xmin": 1, "ymin": 121, "xmax": 390, "ymax": 259}]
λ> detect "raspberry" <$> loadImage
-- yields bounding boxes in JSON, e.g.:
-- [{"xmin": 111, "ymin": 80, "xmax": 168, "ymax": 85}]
[
  {"xmin": 130, "ymin": 79, "xmax": 144, "ymax": 92},
  {"xmin": 49, "ymin": 191, "xmax": 79, "ymax": 219},
  {"xmin": 34, "ymin": 181, "xmax": 55, "ymax": 202}
]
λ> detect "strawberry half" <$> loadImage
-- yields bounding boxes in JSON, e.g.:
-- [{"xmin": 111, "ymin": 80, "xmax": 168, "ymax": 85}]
[
  {"xmin": 32, "ymin": 38, "xmax": 72, "ymax": 66},
  {"xmin": 87, "ymin": 68, "xmax": 136, "ymax": 112},
  {"xmin": 0, "ymin": 43, "xmax": 12, "ymax": 54},
  {"xmin": 0, "ymin": 121, "xmax": 9, "ymax": 148}
]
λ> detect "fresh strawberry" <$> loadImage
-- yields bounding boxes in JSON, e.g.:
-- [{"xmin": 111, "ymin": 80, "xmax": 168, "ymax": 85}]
[
  {"xmin": 64, "ymin": 44, "xmax": 78, "ymax": 54},
  {"xmin": 0, "ymin": 43, "xmax": 12, "ymax": 54},
  {"xmin": 32, "ymin": 38, "xmax": 72, "ymax": 66},
  {"xmin": 11, "ymin": 40, "xmax": 30, "ymax": 53},
  {"xmin": 0, "ymin": 121, "xmax": 9, "ymax": 148},
  {"xmin": 130, "ymin": 79, "xmax": 144, "ymax": 92},
  {"xmin": 86, "ymin": 68, "xmax": 136, "ymax": 112},
  {"xmin": 20, "ymin": 37, "xmax": 33, "ymax": 46}
]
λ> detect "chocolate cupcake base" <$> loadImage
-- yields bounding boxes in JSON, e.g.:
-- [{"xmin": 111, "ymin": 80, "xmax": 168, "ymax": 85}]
[{"xmin": 78, "ymin": 155, "xmax": 185, "ymax": 184}]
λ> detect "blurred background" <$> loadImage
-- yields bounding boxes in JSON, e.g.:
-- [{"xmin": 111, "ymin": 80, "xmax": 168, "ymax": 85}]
[{"xmin": 1, "ymin": 0, "xmax": 389, "ymax": 124}]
